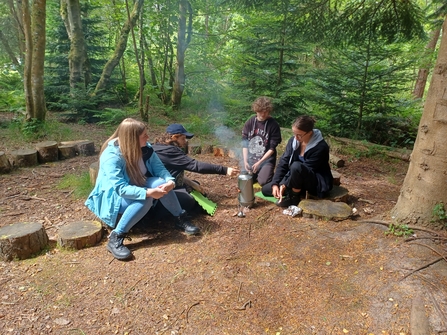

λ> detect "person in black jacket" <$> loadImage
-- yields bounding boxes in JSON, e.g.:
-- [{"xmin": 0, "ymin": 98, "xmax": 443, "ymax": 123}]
[
  {"xmin": 262, "ymin": 116, "xmax": 333, "ymax": 207},
  {"xmin": 242, "ymin": 96, "xmax": 282, "ymax": 185},
  {"xmin": 152, "ymin": 124, "xmax": 239, "ymax": 211}
]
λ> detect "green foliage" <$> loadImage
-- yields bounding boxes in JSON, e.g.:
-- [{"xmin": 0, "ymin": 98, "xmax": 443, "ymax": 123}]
[
  {"xmin": 0, "ymin": 69, "xmax": 24, "ymax": 112},
  {"xmin": 7, "ymin": 115, "xmax": 73, "ymax": 142},
  {"xmin": 57, "ymin": 172, "xmax": 92, "ymax": 200},
  {"xmin": 385, "ymin": 223, "xmax": 414, "ymax": 237},
  {"xmin": 432, "ymin": 202, "xmax": 447, "ymax": 225},
  {"xmin": 93, "ymin": 108, "xmax": 129, "ymax": 126}
]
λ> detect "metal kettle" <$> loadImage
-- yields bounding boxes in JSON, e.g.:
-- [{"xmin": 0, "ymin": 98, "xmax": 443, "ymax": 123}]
[{"xmin": 238, "ymin": 171, "xmax": 255, "ymax": 208}]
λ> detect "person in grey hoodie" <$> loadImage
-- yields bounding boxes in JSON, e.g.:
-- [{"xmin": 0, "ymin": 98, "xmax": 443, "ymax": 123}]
[{"xmin": 261, "ymin": 115, "xmax": 333, "ymax": 207}]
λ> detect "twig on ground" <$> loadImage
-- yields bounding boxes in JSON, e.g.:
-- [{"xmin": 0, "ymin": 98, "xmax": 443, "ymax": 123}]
[
  {"xmin": 237, "ymin": 282, "xmax": 242, "ymax": 302},
  {"xmin": 401, "ymin": 257, "xmax": 444, "ymax": 281},
  {"xmin": 186, "ymin": 301, "xmax": 201, "ymax": 323},
  {"xmin": 123, "ymin": 278, "xmax": 143, "ymax": 299},
  {"xmin": 234, "ymin": 300, "xmax": 252, "ymax": 310},
  {"xmin": 65, "ymin": 189, "xmax": 75, "ymax": 198},
  {"xmin": 405, "ymin": 236, "xmax": 447, "ymax": 242}
]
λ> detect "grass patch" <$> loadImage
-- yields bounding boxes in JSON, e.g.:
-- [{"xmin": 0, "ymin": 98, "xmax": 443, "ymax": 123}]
[{"xmin": 57, "ymin": 172, "xmax": 92, "ymax": 200}]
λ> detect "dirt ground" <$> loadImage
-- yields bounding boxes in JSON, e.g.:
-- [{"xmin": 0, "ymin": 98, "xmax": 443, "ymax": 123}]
[{"xmin": 1, "ymin": 119, "xmax": 447, "ymax": 335}]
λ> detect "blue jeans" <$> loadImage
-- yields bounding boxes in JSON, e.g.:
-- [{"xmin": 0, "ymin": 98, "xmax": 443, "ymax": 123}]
[{"xmin": 114, "ymin": 177, "xmax": 183, "ymax": 235}]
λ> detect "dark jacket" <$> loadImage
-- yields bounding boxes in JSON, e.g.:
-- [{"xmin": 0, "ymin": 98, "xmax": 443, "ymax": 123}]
[
  {"xmin": 272, "ymin": 129, "xmax": 333, "ymax": 198},
  {"xmin": 152, "ymin": 143, "xmax": 227, "ymax": 180}
]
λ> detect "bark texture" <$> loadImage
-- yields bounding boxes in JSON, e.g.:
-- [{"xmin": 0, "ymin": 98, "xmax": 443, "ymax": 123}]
[
  {"xmin": 22, "ymin": 0, "xmax": 47, "ymax": 121},
  {"xmin": 392, "ymin": 18, "xmax": 447, "ymax": 226}
]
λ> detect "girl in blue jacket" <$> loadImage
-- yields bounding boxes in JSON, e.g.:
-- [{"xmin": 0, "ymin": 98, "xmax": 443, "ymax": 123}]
[{"xmin": 85, "ymin": 118, "xmax": 199, "ymax": 260}]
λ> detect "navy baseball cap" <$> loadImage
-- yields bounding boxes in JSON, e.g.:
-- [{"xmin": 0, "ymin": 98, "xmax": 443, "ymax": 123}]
[{"xmin": 166, "ymin": 124, "xmax": 194, "ymax": 139}]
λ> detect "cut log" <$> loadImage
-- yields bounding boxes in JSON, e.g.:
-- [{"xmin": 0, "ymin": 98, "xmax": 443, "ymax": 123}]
[
  {"xmin": 213, "ymin": 146, "xmax": 228, "ymax": 157},
  {"xmin": 58, "ymin": 145, "xmax": 76, "ymax": 160},
  {"xmin": 299, "ymin": 199, "xmax": 352, "ymax": 221},
  {"xmin": 330, "ymin": 154, "xmax": 345, "ymax": 168},
  {"xmin": 0, "ymin": 222, "xmax": 49, "ymax": 261},
  {"xmin": 35, "ymin": 140, "xmax": 59, "ymax": 163},
  {"xmin": 0, "ymin": 151, "xmax": 12, "ymax": 174},
  {"xmin": 60, "ymin": 140, "xmax": 96, "ymax": 156},
  {"xmin": 57, "ymin": 220, "xmax": 103, "ymax": 250},
  {"xmin": 10, "ymin": 149, "xmax": 38, "ymax": 167},
  {"xmin": 89, "ymin": 161, "xmax": 99, "ymax": 186}
]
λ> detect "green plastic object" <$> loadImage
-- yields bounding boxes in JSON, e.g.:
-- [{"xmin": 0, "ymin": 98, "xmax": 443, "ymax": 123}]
[
  {"xmin": 255, "ymin": 191, "xmax": 277, "ymax": 203},
  {"xmin": 190, "ymin": 190, "xmax": 218, "ymax": 216}
]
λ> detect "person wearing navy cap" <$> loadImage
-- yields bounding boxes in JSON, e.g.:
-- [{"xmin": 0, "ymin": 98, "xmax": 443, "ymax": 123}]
[{"xmin": 152, "ymin": 123, "xmax": 239, "ymax": 213}]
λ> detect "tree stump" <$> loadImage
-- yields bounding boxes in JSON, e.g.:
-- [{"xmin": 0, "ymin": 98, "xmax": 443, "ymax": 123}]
[
  {"xmin": 60, "ymin": 140, "xmax": 95, "ymax": 156},
  {"xmin": 10, "ymin": 149, "xmax": 38, "ymax": 167},
  {"xmin": 57, "ymin": 220, "xmax": 103, "ymax": 250},
  {"xmin": 0, "ymin": 222, "xmax": 49, "ymax": 261},
  {"xmin": 213, "ymin": 146, "xmax": 228, "ymax": 157},
  {"xmin": 0, "ymin": 151, "xmax": 12, "ymax": 174},
  {"xmin": 299, "ymin": 199, "xmax": 352, "ymax": 221},
  {"xmin": 58, "ymin": 145, "xmax": 76, "ymax": 160},
  {"xmin": 89, "ymin": 161, "xmax": 99, "ymax": 186},
  {"xmin": 35, "ymin": 141, "xmax": 59, "ymax": 163}
]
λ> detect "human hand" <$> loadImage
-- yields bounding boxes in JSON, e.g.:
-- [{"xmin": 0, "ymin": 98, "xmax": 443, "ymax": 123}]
[
  {"xmin": 244, "ymin": 162, "xmax": 252, "ymax": 173},
  {"xmin": 146, "ymin": 187, "xmax": 167, "ymax": 199},
  {"xmin": 251, "ymin": 162, "xmax": 261, "ymax": 173},
  {"xmin": 227, "ymin": 167, "xmax": 240, "ymax": 177},
  {"xmin": 277, "ymin": 185, "xmax": 286, "ymax": 203},
  {"xmin": 272, "ymin": 185, "xmax": 280, "ymax": 199},
  {"xmin": 158, "ymin": 181, "xmax": 175, "ymax": 193}
]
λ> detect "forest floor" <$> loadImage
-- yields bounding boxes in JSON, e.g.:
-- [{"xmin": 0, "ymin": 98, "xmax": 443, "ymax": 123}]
[{"xmin": 1, "ymin": 114, "xmax": 447, "ymax": 335}]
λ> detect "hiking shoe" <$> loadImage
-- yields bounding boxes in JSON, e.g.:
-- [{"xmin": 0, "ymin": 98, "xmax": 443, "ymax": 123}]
[
  {"xmin": 276, "ymin": 191, "xmax": 300, "ymax": 207},
  {"xmin": 107, "ymin": 231, "xmax": 132, "ymax": 260},
  {"xmin": 175, "ymin": 210, "xmax": 200, "ymax": 235}
]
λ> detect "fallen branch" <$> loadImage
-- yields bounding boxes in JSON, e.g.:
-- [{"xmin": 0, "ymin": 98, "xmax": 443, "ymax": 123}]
[
  {"xmin": 359, "ymin": 219, "xmax": 443, "ymax": 236},
  {"xmin": 401, "ymin": 257, "xmax": 444, "ymax": 281},
  {"xmin": 234, "ymin": 300, "xmax": 252, "ymax": 311},
  {"xmin": 186, "ymin": 301, "xmax": 201, "ymax": 323}
]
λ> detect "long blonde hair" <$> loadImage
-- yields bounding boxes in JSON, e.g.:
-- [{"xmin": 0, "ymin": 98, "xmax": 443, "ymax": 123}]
[{"xmin": 100, "ymin": 118, "xmax": 147, "ymax": 186}]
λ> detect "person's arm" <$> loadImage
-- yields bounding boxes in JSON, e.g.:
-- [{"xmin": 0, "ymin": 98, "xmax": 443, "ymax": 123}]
[
  {"xmin": 271, "ymin": 137, "xmax": 294, "ymax": 186},
  {"xmin": 251, "ymin": 149, "xmax": 275, "ymax": 173}
]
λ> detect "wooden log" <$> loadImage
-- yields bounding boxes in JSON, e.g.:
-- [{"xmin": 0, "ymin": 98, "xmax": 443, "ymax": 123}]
[
  {"xmin": 330, "ymin": 154, "xmax": 345, "ymax": 168},
  {"xmin": 58, "ymin": 145, "xmax": 76, "ymax": 160},
  {"xmin": 35, "ymin": 140, "xmax": 59, "ymax": 163},
  {"xmin": 10, "ymin": 149, "xmax": 38, "ymax": 167},
  {"xmin": 60, "ymin": 140, "xmax": 96, "ymax": 156},
  {"xmin": 89, "ymin": 161, "xmax": 99, "ymax": 186},
  {"xmin": 213, "ymin": 145, "xmax": 228, "ymax": 157},
  {"xmin": 57, "ymin": 220, "xmax": 103, "ymax": 250},
  {"xmin": 0, "ymin": 222, "xmax": 49, "ymax": 261},
  {"xmin": 0, "ymin": 151, "xmax": 12, "ymax": 174}
]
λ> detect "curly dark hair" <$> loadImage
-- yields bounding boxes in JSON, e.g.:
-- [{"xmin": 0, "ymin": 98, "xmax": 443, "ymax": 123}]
[
  {"xmin": 152, "ymin": 133, "xmax": 181, "ymax": 147},
  {"xmin": 251, "ymin": 96, "xmax": 273, "ymax": 114}
]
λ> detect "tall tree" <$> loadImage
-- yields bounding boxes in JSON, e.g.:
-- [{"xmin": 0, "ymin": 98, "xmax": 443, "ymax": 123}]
[
  {"xmin": 60, "ymin": 0, "xmax": 89, "ymax": 93},
  {"xmin": 22, "ymin": 0, "xmax": 47, "ymax": 121},
  {"xmin": 94, "ymin": 0, "xmax": 144, "ymax": 94},
  {"xmin": 391, "ymin": 16, "xmax": 447, "ymax": 226},
  {"xmin": 171, "ymin": 0, "xmax": 192, "ymax": 109}
]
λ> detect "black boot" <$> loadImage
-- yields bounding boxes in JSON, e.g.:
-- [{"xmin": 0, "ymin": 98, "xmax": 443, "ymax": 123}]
[
  {"xmin": 107, "ymin": 231, "xmax": 132, "ymax": 260},
  {"xmin": 276, "ymin": 189, "xmax": 301, "ymax": 207},
  {"xmin": 175, "ymin": 210, "xmax": 200, "ymax": 235}
]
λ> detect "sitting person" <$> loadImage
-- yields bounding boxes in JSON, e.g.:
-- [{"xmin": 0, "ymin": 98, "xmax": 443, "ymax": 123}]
[
  {"xmin": 152, "ymin": 123, "xmax": 239, "ymax": 212},
  {"xmin": 262, "ymin": 115, "xmax": 333, "ymax": 207},
  {"xmin": 85, "ymin": 118, "xmax": 199, "ymax": 261},
  {"xmin": 242, "ymin": 96, "xmax": 282, "ymax": 186}
]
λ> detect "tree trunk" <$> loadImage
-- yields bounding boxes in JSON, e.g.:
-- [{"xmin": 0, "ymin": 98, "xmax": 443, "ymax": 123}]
[
  {"xmin": 94, "ymin": 0, "xmax": 144, "ymax": 94},
  {"xmin": 60, "ymin": 0, "xmax": 87, "ymax": 92},
  {"xmin": 171, "ymin": 0, "xmax": 192, "ymax": 109},
  {"xmin": 22, "ymin": 0, "xmax": 47, "ymax": 121},
  {"xmin": 413, "ymin": 29, "xmax": 441, "ymax": 99},
  {"xmin": 6, "ymin": 0, "xmax": 25, "ymax": 68},
  {"xmin": 0, "ymin": 30, "xmax": 21, "ymax": 68},
  {"xmin": 391, "ymin": 18, "xmax": 447, "ymax": 226}
]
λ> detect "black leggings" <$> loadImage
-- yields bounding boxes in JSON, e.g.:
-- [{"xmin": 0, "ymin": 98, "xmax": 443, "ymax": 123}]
[{"xmin": 262, "ymin": 161, "xmax": 317, "ymax": 196}]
